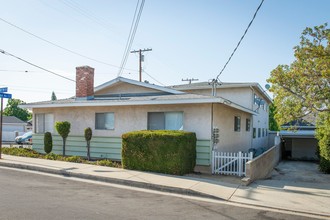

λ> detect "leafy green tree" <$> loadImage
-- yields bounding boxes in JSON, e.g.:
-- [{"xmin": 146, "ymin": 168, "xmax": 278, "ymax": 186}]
[
  {"xmin": 55, "ymin": 121, "xmax": 71, "ymax": 156},
  {"xmin": 84, "ymin": 127, "xmax": 92, "ymax": 161},
  {"xmin": 269, "ymin": 104, "xmax": 280, "ymax": 131},
  {"xmin": 267, "ymin": 23, "xmax": 330, "ymax": 172},
  {"xmin": 51, "ymin": 91, "xmax": 57, "ymax": 101},
  {"xmin": 3, "ymin": 99, "xmax": 32, "ymax": 121}
]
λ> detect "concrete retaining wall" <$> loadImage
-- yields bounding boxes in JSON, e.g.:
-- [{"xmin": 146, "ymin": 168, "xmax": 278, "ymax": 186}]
[{"xmin": 244, "ymin": 136, "xmax": 281, "ymax": 184}]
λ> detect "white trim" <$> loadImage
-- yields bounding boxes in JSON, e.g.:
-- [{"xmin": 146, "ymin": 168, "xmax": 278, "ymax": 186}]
[
  {"xmin": 21, "ymin": 97, "xmax": 257, "ymax": 115},
  {"xmin": 95, "ymin": 77, "xmax": 184, "ymax": 95}
]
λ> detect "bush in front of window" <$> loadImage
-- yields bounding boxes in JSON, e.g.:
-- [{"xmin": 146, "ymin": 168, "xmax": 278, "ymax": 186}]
[
  {"xmin": 44, "ymin": 132, "xmax": 53, "ymax": 154},
  {"xmin": 122, "ymin": 130, "xmax": 197, "ymax": 175}
]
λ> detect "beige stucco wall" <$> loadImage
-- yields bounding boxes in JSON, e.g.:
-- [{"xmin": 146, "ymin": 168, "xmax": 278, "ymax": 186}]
[
  {"xmin": 184, "ymin": 87, "xmax": 253, "ymax": 109},
  {"xmin": 212, "ymin": 104, "xmax": 252, "ymax": 152},
  {"xmin": 95, "ymin": 82, "xmax": 161, "ymax": 95},
  {"xmin": 183, "ymin": 87, "xmax": 269, "ymax": 150},
  {"xmin": 33, "ymin": 104, "xmax": 212, "ymax": 139},
  {"xmin": 245, "ymin": 138, "xmax": 281, "ymax": 184}
]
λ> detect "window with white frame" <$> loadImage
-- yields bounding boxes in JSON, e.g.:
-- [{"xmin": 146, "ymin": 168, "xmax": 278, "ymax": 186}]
[
  {"xmin": 234, "ymin": 116, "xmax": 241, "ymax": 132},
  {"xmin": 246, "ymin": 118, "xmax": 251, "ymax": 131},
  {"xmin": 148, "ymin": 112, "xmax": 183, "ymax": 130},
  {"xmin": 95, "ymin": 112, "xmax": 114, "ymax": 130},
  {"xmin": 35, "ymin": 113, "xmax": 54, "ymax": 133}
]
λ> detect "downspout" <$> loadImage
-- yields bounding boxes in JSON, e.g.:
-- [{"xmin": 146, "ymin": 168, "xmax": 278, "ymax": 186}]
[
  {"xmin": 211, "ymin": 103, "xmax": 214, "ymax": 150},
  {"xmin": 250, "ymin": 86, "xmax": 255, "ymax": 149}
]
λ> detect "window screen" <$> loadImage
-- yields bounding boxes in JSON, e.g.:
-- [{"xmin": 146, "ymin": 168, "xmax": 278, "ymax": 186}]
[
  {"xmin": 95, "ymin": 112, "xmax": 114, "ymax": 130},
  {"xmin": 148, "ymin": 112, "xmax": 183, "ymax": 130}
]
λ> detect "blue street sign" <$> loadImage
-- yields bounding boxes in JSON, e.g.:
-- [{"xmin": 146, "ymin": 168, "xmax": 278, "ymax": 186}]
[
  {"xmin": 0, "ymin": 93, "xmax": 12, "ymax": 99},
  {"xmin": 0, "ymin": 87, "xmax": 8, "ymax": 93}
]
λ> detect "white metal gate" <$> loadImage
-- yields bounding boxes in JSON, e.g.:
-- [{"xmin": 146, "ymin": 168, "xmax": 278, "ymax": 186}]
[{"xmin": 212, "ymin": 151, "xmax": 253, "ymax": 176}]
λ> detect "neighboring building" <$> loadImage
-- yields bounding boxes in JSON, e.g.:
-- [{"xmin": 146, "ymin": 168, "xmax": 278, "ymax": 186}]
[
  {"xmin": 22, "ymin": 66, "xmax": 272, "ymax": 169},
  {"xmin": 2, "ymin": 116, "xmax": 27, "ymax": 142},
  {"xmin": 280, "ymin": 119, "xmax": 318, "ymax": 161}
]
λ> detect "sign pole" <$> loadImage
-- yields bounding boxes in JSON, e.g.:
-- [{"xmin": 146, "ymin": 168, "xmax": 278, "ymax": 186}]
[{"xmin": 0, "ymin": 97, "xmax": 3, "ymax": 159}]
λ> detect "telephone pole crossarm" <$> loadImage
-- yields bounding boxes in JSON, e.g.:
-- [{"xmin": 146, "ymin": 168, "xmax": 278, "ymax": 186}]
[{"xmin": 130, "ymin": 48, "xmax": 152, "ymax": 82}]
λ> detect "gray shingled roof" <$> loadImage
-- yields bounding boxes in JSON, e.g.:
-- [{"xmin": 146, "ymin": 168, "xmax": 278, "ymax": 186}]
[{"xmin": 2, "ymin": 116, "xmax": 26, "ymax": 124}]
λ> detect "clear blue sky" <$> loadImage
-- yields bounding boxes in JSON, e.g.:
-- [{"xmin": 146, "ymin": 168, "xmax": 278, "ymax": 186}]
[{"xmin": 0, "ymin": 0, "xmax": 329, "ymax": 105}]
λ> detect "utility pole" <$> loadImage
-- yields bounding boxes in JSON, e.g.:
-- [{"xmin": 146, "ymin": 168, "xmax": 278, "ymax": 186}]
[
  {"xmin": 130, "ymin": 48, "xmax": 152, "ymax": 82},
  {"xmin": 182, "ymin": 78, "xmax": 199, "ymax": 84}
]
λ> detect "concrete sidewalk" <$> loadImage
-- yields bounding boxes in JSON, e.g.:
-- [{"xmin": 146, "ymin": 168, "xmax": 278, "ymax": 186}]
[{"xmin": 0, "ymin": 155, "xmax": 329, "ymax": 218}]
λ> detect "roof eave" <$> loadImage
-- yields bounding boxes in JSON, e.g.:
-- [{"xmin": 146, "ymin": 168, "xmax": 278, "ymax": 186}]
[{"xmin": 21, "ymin": 97, "xmax": 256, "ymax": 115}]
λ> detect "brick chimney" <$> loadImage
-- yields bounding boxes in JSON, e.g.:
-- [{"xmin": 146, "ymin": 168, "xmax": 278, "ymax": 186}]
[{"xmin": 76, "ymin": 66, "xmax": 94, "ymax": 100}]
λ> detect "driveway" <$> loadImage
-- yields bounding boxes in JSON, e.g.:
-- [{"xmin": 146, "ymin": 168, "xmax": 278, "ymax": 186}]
[
  {"xmin": 230, "ymin": 160, "xmax": 330, "ymax": 216},
  {"xmin": 270, "ymin": 160, "xmax": 330, "ymax": 184}
]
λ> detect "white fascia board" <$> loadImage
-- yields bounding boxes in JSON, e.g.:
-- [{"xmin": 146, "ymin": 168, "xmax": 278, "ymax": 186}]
[
  {"xmin": 22, "ymin": 97, "xmax": 256, "ymax": 115},
  {"xmin": 22, "ymin": 98, "xmax": 221, "ymax": 108},
  {"xmin": 94, "ymin": 77, "xmax": 184, "ymax": 95}
]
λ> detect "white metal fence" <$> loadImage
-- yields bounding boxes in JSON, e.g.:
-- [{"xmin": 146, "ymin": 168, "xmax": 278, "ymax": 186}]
[{"xmin": 212, "ymin": 151, "xmax": 253, "ymax": 176}]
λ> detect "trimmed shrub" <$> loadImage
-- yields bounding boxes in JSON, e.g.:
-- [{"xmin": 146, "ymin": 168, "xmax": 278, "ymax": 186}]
[
  {"xmin": 122, "ymin": 130, "xmax": 196, "ymax": 175},
  {"xmin": 44, "ymin": 132, "xmax": 53, "ymax": 154},
  {"xmin": 55, "ymin": 121, "xmax": 71, "ymax": 156},
  {"xmin": 84, "ymin": 127, "xmax": 92, "ymax": 161}
]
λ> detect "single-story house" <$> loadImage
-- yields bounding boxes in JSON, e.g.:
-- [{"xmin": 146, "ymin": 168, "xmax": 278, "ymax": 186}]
[
  {"xmin": 22, "ymin": 66, "xmax": 272, "ymax": 171},
  {"xmin": 1, "ymin": 116, "xmax": 27, "ymax": 142},
  {"xmin": 280, "ymin": 119, "xmax": 318, "ymax": 161}
]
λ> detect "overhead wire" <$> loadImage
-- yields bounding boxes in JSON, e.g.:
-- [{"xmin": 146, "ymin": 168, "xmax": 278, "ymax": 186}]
[
  {"xmin": 60, "ymin": 0, "xmax": 114, "ymax": 32},
  {"xmin": 215, "ymin": 0, "xmax": 264, "ymax": 81},
  {"xmin": 117, "ymin": 0, "xmax": 145, "ymax": 77},
  {"xmin": 0, "ymin": 49, "xmax": 75, "ymax": 82},
  {"xmin": 143, "ymin": 70, "xmax": 165, "ymax": 86},
  {"xmin": 0, "ymin": 17, "xmax": 137, "ymax": 72}
]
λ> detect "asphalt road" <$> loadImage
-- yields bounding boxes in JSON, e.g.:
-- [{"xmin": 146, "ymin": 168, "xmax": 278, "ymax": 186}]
[{"xmin": 0, "ymin": 167, "xmax": 317, "ymax": 220}]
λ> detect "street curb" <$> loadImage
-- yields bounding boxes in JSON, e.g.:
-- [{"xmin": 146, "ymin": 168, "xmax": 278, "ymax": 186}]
[
  {"xmin": 0, "ymin": 162, "xmax": 222, "ymax": 201},
  {"xmin": 1, "ymin": 161, "xmax": 329, "ymax": 219}
]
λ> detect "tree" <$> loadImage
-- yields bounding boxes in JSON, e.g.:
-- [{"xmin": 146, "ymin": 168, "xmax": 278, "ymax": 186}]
[
  {"xmin": 267, "ymin": 23, "xmax": 330, "ymax": 173},
  {"xmin": 55, "ymin": 121, "xmax": 71, "ymax": 156},
  {"xmin": 84, "ymin": 127, "xmax": 92, "ymax": 161},
  {"xmin": 51, "ymin": 91, "xmax": 57, "ymax": 101},
  {"xmin": 4, "ymin": 98, "xmax": 32, "ymax": 121},
  {"xmin": 269, "ymin": 103, "xmax": 280, "ymax": 131}
]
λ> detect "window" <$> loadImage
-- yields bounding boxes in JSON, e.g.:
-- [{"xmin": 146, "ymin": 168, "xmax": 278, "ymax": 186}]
[
  {"xmin": 148, "ymin": 112, "xmax": 183, "ymax": 130},
  {"xmin": 246, "ymin": 118, "xmax": 251, "ymax": 131},
  {"xmin": 95, "ymin": 112, "xmax": 114, "ymax": 130},
  {"xmin": 253, "ymin": 128, "xmax": 256, "ymax": 138},
  {"xmin": 254, "ymin": 94, "xmax": 258, "ymax": 105},
  {"xmin": 234, "ymin": 116, "xmax": 241, "ymax": 132},
  {"xmin": 35, "ymin": 113, "xmax": 54, "ymax": 133},
  {"xmin": 266, "ymin": 129, "xmax": 268, "ymax": 136},
  {"xmin": 262, "ymin": 128, "xmax": 265, "ymax": 137},
  {"xmin": 258, "ymin": 128, "xmax": 261, "ymax": 138}
]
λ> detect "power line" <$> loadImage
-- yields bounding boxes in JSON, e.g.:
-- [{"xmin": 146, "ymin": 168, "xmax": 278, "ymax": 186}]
[
  {"xmin": 117, "ymin": 0, "xmax": 145, "ymax": 77},
  {"xmin": 143, "ymin": 70, "xmax": 165, "ymax": 86},
  {"xmin": 215, "ymin": 0, "xmax": 264, "ymax": 81},
  {"xmin": 0, "ymin": 49, "xmax": 75, "ymax": 82},
  {"xmin": 0, "ymin": 17, "xmax": 137, "ymax": 72}
]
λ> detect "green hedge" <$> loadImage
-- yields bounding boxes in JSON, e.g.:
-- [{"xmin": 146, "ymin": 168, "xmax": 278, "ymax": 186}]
[{"xmin": 122, "ymin": 130, "xmax": 196, "ymax": 175}]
